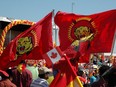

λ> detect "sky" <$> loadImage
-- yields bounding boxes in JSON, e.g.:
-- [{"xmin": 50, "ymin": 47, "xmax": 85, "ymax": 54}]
[
  {"xmin": 0, "ymin": 0, "xmax": 116, "ymax": 53},
  {"xmin": 0, "ymin": 0, "xmax": 115, "ymax": 21}
]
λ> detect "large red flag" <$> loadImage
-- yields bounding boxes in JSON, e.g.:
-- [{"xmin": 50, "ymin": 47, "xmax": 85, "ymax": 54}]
[
  {"xmin": 0, "ymin": 11, "xmax": 53, "ymax": 70},
  {"xmin": 50, "ymin": 55, "xmax": 83, "ymax": 87},
  {"xmin": 54, "ymin": 9, "xmax": 116, "ymax": 53}
]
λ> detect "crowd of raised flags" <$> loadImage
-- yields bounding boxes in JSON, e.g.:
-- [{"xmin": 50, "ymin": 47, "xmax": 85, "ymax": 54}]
[{"xmin": 0, "ymin": 9, "xmax": 116, "ymax": 87}]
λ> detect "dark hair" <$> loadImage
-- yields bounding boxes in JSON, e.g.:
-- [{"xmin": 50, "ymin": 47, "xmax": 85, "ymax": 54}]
[
  {"xmin": 39, "ymin": 72, "xmax": 50, "ymax": 79},
  {"xmin": 19, "ymin": 60, "xmax": 26, "ymax": 64},
  {"xmin": 39, "ymin": 74, "xmax": 45, "ymax": 78},
  {"xmin": 99, "ymin": 65, "xmax": 110, "ymax": 76},
  {"xmin": 77, "ymin": 70, "xmax": 84, "ymax": 76},
  {"xmin": 6, "ymin": 69, "xmax": 13, "ymax": 77}
]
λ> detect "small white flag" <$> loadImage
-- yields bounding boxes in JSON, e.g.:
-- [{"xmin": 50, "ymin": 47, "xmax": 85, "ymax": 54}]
[{"xmin": 43, "ymin": 46, "xmax": 63, "ymax": 67}]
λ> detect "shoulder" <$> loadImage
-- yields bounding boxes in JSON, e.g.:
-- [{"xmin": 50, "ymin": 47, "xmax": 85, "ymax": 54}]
[
  {"xmin": 23, "ymin": 68, "xmax": 30, "ymax": 72},
  {"xmin": 31, "ymin": 78, "xmax": 49, "ymax": 87},
  {"xmin": 0, "ymin": 81, "xmax": 4, "ymax": 86},
  {"xmin": 0, "ymin": 79, "xmax": 16, "ymax": 87},
  {"xmin": 22, "ymin": 69, "xmax": 32, "ymax": 76}
]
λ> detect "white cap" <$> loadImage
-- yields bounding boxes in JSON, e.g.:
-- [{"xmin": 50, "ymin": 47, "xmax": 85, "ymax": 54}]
[{"xmin": 39, "ymin": 67, "xmax": 52, "ymax": 74}]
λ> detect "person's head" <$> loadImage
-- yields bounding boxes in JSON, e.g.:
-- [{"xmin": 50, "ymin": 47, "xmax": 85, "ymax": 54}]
[
  {"xmin": 38, "ymin": 67, "xmax": 52, "ymax": 80},
  {"xmin": 77, "ymin": 70, "xmax": 84, "ymax": 76}
]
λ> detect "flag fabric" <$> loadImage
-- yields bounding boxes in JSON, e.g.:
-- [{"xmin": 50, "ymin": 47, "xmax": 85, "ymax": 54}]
[
  {"xmin": 50, "ymin": 55, "xmax": 83, "ymax": 87},
  {"xmin": 26, "ymin": 46, "xmax": 43, "ymax": 60},
  {"xmin": 78, "ymin": 53, "xmax": 90, "ymax": 63},
  {"xmin": 54, "ymin": 9, "xmax": 116, "ymax": 53},
  {"xmin": 43, "ymin": 46, "xmax": 63, "ymax": 67},
  {"xmin": 0, "ymin": 11, "xmax": 53, "ymax": 70}
]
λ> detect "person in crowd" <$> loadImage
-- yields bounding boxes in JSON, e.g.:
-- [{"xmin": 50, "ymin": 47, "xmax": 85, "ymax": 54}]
[
  {"xmin": 93, "ymin": 68, "xmax": 99, "ymax": 80},
  {"xmin": 0, "ymin": 69, "xmax": 16, "ymax": 87},
  {"xmin": 30, "ymin": 66, "xmax": 52, "ymax": 87},
  {"xmin": 91, "ymin": 65, "xmax": 110, "ymax": 87},
  {"xmin": 12, "ymin": 60, "xmax": 32, "ymax": 87},
  {"xmin": 77, "ymin": 70, "xmax": 87, "ymax": 85},
  {"xmin": 103, "ymin": 65, "xmax": 116, "ymax": 87},
  {"xmin": 89, "ymin": 69, "xmax": 97, "ymax": 84},
  {"xmin": 26, "ymin": 61, "xmax": 39, "ymax": 81}
]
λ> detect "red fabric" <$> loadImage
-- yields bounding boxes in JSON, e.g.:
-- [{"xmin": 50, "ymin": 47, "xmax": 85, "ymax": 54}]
[
  {"xmin": 0, "ymin": 79, "xmax": 16, "ymax": 87},
  {"xmin": 54, "ymin": 9, "xmax": 116, "ymax": 53},
  {"xmin": 27, "ymin": 46, "xmax": 43, "ymax": 60},
  {"xmin": 50, "ymin": 56, "xmax": 82, "ymax": 87},
  {"xmin": 0, "ymin": 70, "xmax": 9, "ymax": 77},
  {"xmin": 63, "ymin": 41, "xmax": 90, "ymax": 63},
  {"xmin": 7, "ymin": 53, "xmax": 27, "ymax": 68},
  {"xmin": 0, "ymin": 11, "xmax": 53, "ymax": 70},
  {"xmin": 50, "ymin": 72, "xmax": 67, "ymax": 87},
  {"xmin": 78, "ymin": 53, "xmax": 90, "ymax": 63},
  {"xmin": 78, "ymin": 76, "xmax": 86, "ymax": 83},
  {"xmin": 63, "ymin": 45, "xmax": 78, "ymax": 58},
  {"xmin": 79, "ymin": 41, "xmax": 90, "ymax": 55},
  {"xmin": 12, "ymin": 68, "xmax": 32, "ymax": 87}
]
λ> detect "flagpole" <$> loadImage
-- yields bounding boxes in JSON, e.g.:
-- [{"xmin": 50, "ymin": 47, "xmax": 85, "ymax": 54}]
[
  {"xmin": 110, "ymin": 31, "xmax": 116, "ymax": 65},
  {"xmin": 63, "ymin": 54, "xmax": 83, "ymax": 87},
  {"xmin": 54, "ymin": 23, "xmax": 58, "ymax": 46},
  {"xmin": 52, "ymin": 9, "xmax": 58, "ymax": 46},
  {"xmin": 102, "ymin": 31, "xmax": 116, "ymax": 76}
]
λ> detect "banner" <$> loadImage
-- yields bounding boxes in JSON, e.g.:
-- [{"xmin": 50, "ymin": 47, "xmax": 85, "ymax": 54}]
[
  {"xmin": 54, "ymin": 9, "xmax": 116, "ymax": 53},
  {"xmin": 0, "ymin": 11, "xmax": 53, "ymax": 70}
]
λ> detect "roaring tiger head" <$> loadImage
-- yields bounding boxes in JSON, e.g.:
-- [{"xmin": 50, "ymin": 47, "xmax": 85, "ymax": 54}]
[
  {"xmin": 74, "ymin": 26, "xmax": 90, "ymax": 40},
  {"xmin": 17, "ymin": 37, "xmax": 33, "ymax": 55}
]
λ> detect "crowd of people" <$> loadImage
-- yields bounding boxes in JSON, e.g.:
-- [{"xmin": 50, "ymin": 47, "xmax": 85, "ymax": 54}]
[
  {"xmin": 0, "ymin": 54, "xmax": 116, "ymax": 87},
  {"xmin": 0, "ymin": 60, "xmax": 53, "ymax": 87}
]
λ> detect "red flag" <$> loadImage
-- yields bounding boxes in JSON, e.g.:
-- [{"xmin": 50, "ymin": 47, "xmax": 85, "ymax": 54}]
[
  {"xmin": 50, "ymin": 55, "xmax": 83, "ymax": 87},
  {"xmin": 78, "ymin": 53, "xmax": 90, "ymax": 63},
  {"xmin": 0, "ymin": 11, "xmax": 53, "ymax": 70},
  {"xmin": 26, "ymin": 46, "xmax": 43, "ymax": 60},
  {"xmin": 54, "ymin": 9, "xmax": 116, "ymax": 53}
]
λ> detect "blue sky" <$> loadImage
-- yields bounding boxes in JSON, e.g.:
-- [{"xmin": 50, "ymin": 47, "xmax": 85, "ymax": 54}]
[
  {"xmin": 0, "ymin": 0, "xmax": 116, "ymax": 53},
  {"xmin": 0, "ymin": 0, "xmax": 116, "ymax": 22}
]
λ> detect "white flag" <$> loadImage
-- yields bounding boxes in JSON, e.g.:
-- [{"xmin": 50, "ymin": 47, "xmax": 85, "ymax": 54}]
[{"xmin": 43, "ymin": 46, "xmax": 63, "ymax": 66}]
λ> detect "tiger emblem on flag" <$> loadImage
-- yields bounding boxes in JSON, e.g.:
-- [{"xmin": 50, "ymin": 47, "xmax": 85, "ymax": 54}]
[
  {"xmin": 68, "ymin": 17, "xmax": 97, "ymax": 49},
  {"xmin": 68, "ymin": 17, "xmax": 97, "ymax": 43},
  {"xmin": 16, "ymin": 37, "xmax": 33, "ymax": 55},
  {"xmin": 68, "ymin": 17, "xmax": 96, "ymax": 46}
]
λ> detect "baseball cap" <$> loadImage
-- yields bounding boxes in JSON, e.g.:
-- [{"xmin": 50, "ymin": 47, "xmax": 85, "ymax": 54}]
[{"xmin": 39, "ymin": 67, "xmax": 52, "ymax": 75}]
